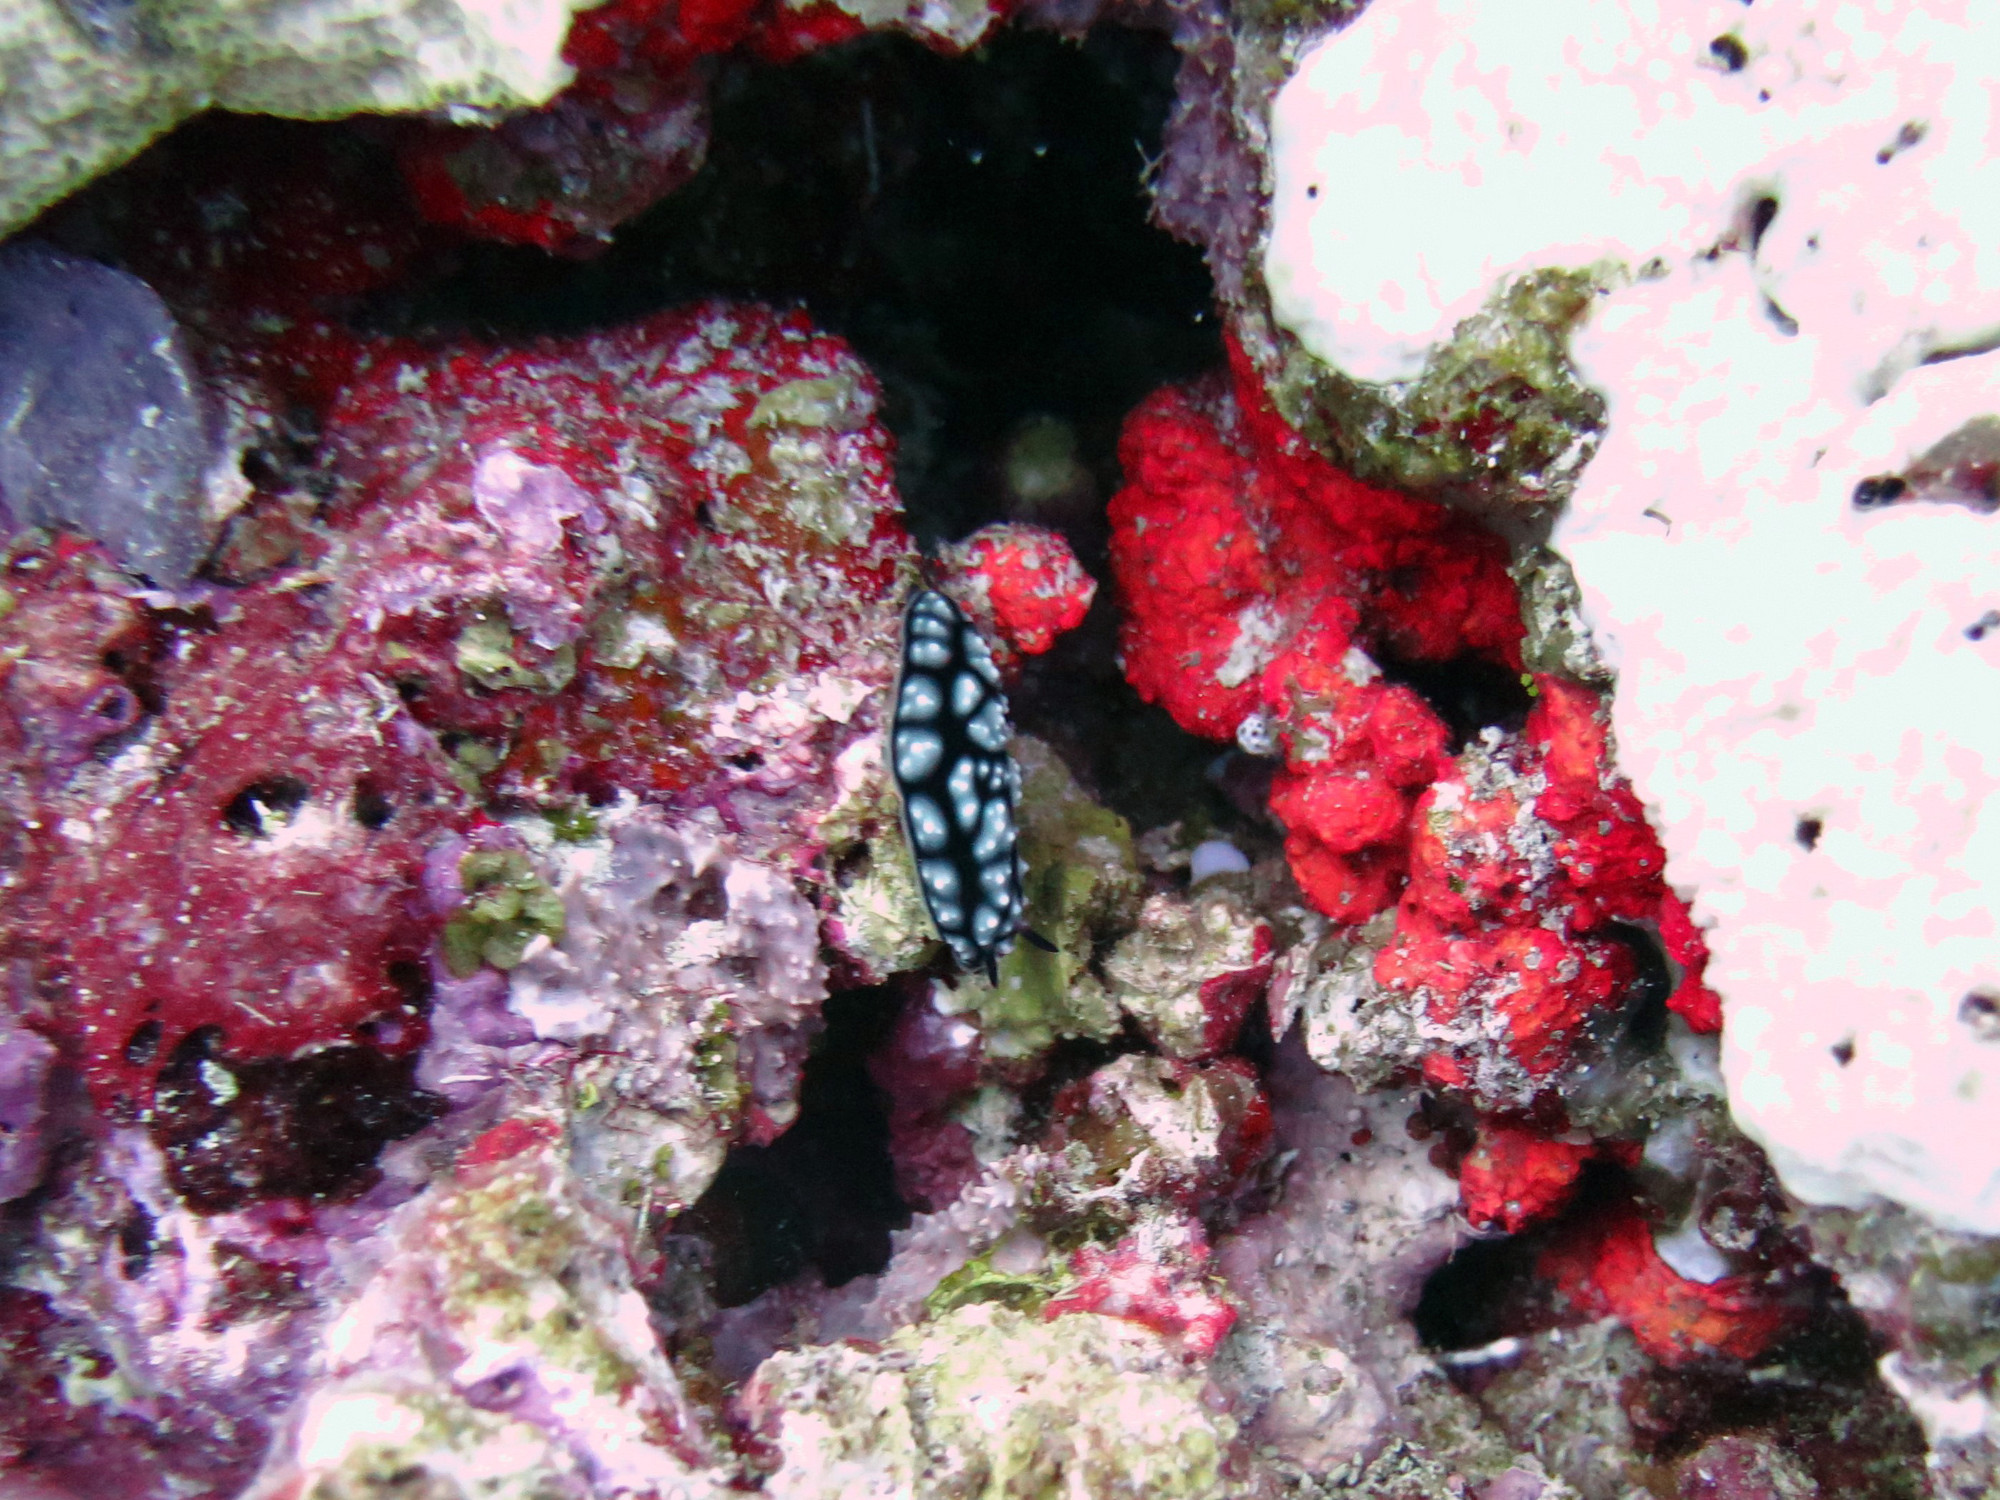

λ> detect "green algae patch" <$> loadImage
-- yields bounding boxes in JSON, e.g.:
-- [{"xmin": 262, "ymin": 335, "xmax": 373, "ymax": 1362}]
[
  {"xmin": 750, "ymin": 1304, "xmax": 1243, "ymax": 1500},
  {"xmin": 443, "ymin": 848, "xmax": 567, "ymax": 977},
  {"xmin": 922, "ymin": 1253, "xmax": 1059, "ymax": 1319},
  {"xmin": 456, "ymin": 607, "xmax": 578, "ymax": 694},
  {"xmin": 938, "ymin": 736, "xmax": 1143, "ymax": 1059}
]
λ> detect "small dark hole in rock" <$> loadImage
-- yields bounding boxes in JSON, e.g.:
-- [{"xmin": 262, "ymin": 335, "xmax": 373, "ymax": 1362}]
[
  {"xmin": 116, "ymin": 1206, "xmax": 155, "ymax": 1279},
  {"xmin": 1852, "ymin": 475, "xmax": 1907, "ymax": 509},
  {"xmin": 221, "ymin": 776, "xmax": 311, "ymax": 836},
  {"xmin": 1795, "ymin": 816, "xmax": 1823, "ymax": 850},
  {"xmin": 352, "ymin": 783, "xmax": 394, "ymax": 830},
  {"xmin": 830, "ymin": 842, "xmax": 873, "ymax": 889},
  {"xmin": 123, "ymin": 1019, "xmax": 162, "ymax": 1066},
  {"xmin": 681, "ymin": 865, "xmax": 729, "ymax": 922},
  {"xmin": 384, "ymin": 958, "xmax": 431, "ymax": 1010},
  {"xmin": 727, "ymin": 750, "xmax": 764, "ymax": 771},
  {"xmin": 1831, "ymin": 1037, "xmax": 1855, "ymax": 1066},
  {"xmin": 1748, "ymin": 194, "xmax": 1778, "ymax": 252},
  {"xmin": 1603, "ymin": 921, "xmax": 1673, "ymax": 1052},
  {"xmin": 1710, "ymin": 34, "xmax": 1748, "ymax": 70},
  {"xmin": 1960, "ymin": 990, "xmax": 2000, "ymax": 1041}
]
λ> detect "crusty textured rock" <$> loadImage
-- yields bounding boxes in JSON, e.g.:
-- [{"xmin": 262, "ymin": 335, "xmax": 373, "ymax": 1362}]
[
  {"xmin": 0, "ymin": 0, "xmax": 590, "ymax": 239},
  {"xmin": 741, "ymin": 1303, "xmax": 1245, "ymax": 1500}
]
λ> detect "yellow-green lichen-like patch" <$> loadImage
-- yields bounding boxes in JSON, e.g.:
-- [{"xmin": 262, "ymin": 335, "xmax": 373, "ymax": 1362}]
[
  {"xmin": 752, "ymin": 1304, "xmax": 1242, "ymax": 1500},
  {"xmin": 921, "ymin": 1253, "xmax": 1057, "ymax": 1320},
  {"xmin": 1257, "ymin": 268, "xmax": 1609, "ymax": 515},
  {"xmin": 817, "ymin": 732, "xmax": 939, "ymax": 982},
  {"xmin": 455, "ymin": 608, "xmax": 578, "ymax": 693}
]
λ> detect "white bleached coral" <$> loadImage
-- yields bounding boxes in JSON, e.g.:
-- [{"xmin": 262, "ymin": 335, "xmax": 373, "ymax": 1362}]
[{"xmin": 1267, "ymin": 0, "xmax": 2000, "ymax": 1235}]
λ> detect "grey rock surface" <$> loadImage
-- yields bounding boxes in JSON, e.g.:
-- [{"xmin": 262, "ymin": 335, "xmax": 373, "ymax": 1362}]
[{"xmin": 0, "ymin": 242, "xmax": 212, "ymax": 584}]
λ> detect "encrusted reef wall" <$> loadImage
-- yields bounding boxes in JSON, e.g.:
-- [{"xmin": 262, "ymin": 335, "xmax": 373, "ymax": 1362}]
[{"xmin": 0, "ymin": 2, "xmax": 1991, "ymax": 1499}]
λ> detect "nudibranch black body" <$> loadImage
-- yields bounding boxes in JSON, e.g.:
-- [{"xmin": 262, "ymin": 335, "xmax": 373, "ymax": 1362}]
[{"xmin": 891, "ymin": 588, "xmax": 1028, "ymax": 981}]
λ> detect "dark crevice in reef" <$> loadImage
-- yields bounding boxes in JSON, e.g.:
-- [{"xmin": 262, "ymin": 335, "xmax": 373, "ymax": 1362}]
[
  {"xmin": 1009, "ymin": 588, "xmax": 1271, "ymax": 849},
  {"xmin": 384, "ymin": 26, "xmax": 1222, "ymax": 553},
  {"xmin": 1598, "ymin": 920, "xmax": 1676, "ymax": 1056},
  {"xmin": 673, "ymin": 985, "xmax": 911, "ymax": 1308},
  {"xmin": 1373, "ymin": 648, "xmax": 1536, "ymax": 751},
  {"xmin": 1413, "ymin": 1159, "xmax": 1933, "ymax": 1499},
  {"xmin": 150, "ymin": 1027, "xmax": 445, "ymax": 1211},
  {"xmin": 1414, "ymin": 1157, "xmax": 1630, "ymax": 1354}
]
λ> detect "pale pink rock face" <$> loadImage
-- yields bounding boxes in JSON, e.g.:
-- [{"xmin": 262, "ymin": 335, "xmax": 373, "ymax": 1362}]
[{"xmin": 1267, "ymin": 0, "xmax": 2000, "ymax": 1232}]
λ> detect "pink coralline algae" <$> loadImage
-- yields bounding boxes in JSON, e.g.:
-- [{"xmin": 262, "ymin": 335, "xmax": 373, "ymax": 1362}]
[
  {"xmin": 1, "ymin": 295, "xmax": 920, "ymax": 1212},
  {"xmin": 1044, "ymin": 1220, "xmax": 1237, "ymax": 1359}
]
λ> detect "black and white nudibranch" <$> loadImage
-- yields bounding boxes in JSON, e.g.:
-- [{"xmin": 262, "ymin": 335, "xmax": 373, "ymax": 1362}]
[{"xmin": 891, "ymin": 588, "xmax": 1039, "ymax": 981}]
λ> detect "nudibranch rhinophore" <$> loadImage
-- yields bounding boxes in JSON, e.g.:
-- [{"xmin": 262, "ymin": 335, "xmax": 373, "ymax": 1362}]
[{"xmin": 890, "ymin": 588, "xmax": 1034, "ymax": 981}]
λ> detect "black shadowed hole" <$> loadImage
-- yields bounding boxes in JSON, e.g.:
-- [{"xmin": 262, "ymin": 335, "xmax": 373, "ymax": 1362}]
[
  {"xmin": 726, "ymin": 750, "xmax": 764, "ymax": 771},
  {"xmin": 1852, "ymin": 475, "xmax": 1907, "ymax": 509},
  {"xmin": 394, "ymin": 676, "xmax": 427, "ymax": 705},
  {"xmin": 1601, "ymin": 921, "xmax": 1673, "ymax": 1053},
  {"xmin": 1831, "ymin": 1037, "xmax": 1855, "ymax": 1066},
  {"xmin": 830, "ymin": 841, "xmax": 873, "ymax": 890},
  {"xmin": 1747, "ymin": 195, "xmax": 1779, "ymax": 253},
  {"xmin": 1375, "ymin": 650, "xmax": 1535, "ymax": 751},
  {"xmin": 116, "ymin": 1206, "xmax": 155, "ymax": 1278},
  {"xmin": 1795, "ymin": 815, "xmax": 1823, "ymax": 850},
  {"xmin": 384, "ymin": 958, "xmax": 432, "ymax": 1012},
  {"xmin": 1709, "ymin": 34, "xmax": 1748, "ymax": 70},
  {"xmin": 352, "ymin": 782, "xmax": 394, "ymax": 830},
  {"xmin": 221, "ymin": 776, "xmax": 310, "ymax": 836},
  {"xmin": 151, "ymin": 1028, "xmax": 445, "ymax": 1211},
  {"xmin": 91, "ymin": 686, "xmax": 136, "ymax": 722},
  {"xmin": 671, "ymin": 985, "xmax": 910, "ymax": 1307},
  {"xmin": 1414, "ymin": 1161, "xmax": 1637, "ymax": 1354},
  {"xmin": 675, "ymin": 865, "xmax": 729, "ymax": 922},
  {"xmin": 1233, "ymin": 995, "xmax": 1277, "ymax": 1074},
  {"xmin": 1958, "ymin": 990, "xmax": 2000, "ymax": 1041},
  {"xmin": 123, "ymin": 1019, "xmax": 162, "ymax": 1066},
  {"xmin": 1413, "ymin": 1229, "xmax": 1536, "ymax": 1352},
  {"xmin": 374, "ymin": 27, "xmax": 1218, "ymax": 551}
]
